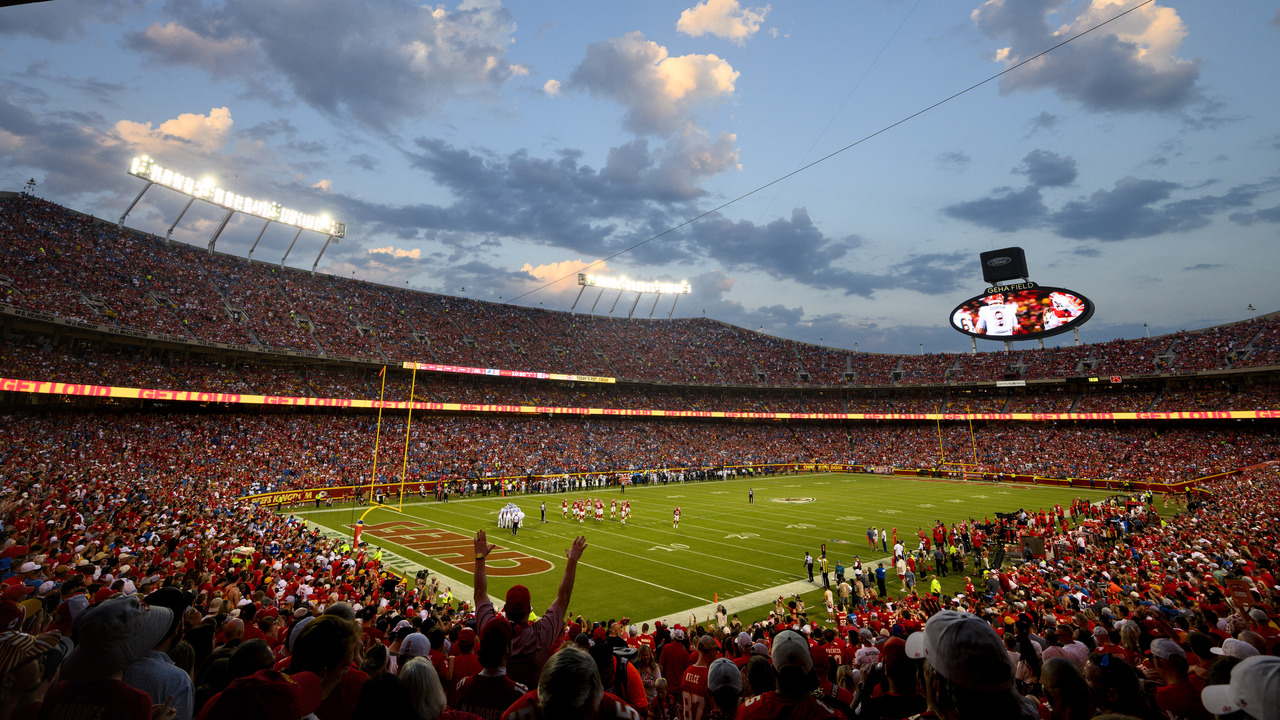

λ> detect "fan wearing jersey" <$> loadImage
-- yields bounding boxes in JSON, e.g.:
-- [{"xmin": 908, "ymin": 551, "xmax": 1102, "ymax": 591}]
[{"xmin": 680, "ymin": 634, "xmax": 720, "ymax": 720}]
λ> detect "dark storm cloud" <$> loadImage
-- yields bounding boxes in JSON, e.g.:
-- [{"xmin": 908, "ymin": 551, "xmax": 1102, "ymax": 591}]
[
  {"xmin": 123, "ymin": 0, "xmax": 522, "ymax": 130},
  {"xmin": 347, "ymin": 154, "xmax": 380, "ymax": 171},
  {"xmin": 972, "ymin": 0, "xmax": 1202, "ymax": 115}
]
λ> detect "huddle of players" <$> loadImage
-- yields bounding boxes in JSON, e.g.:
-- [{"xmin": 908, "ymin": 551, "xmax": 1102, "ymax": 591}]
[
  {"xmin": 563, "ymin": 497, "xmax": 631, "ymax": 525},
  {"xmin": 498, "ymin": 503, "xmax": 525, "ymax": 529}
]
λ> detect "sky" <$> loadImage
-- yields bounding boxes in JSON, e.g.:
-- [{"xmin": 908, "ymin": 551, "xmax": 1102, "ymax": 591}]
[{"xmin": 2, "ymin": 0, "xmax": 1278, "ymax": 355}]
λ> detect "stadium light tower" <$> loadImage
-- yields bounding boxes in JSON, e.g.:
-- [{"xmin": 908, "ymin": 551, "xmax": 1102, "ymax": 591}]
[
  {"xmin": 573, "ymin": 272, "xmax": 690, "ymax": 318},
  {"xmin": 119, "ymin": 156, "xmax": 345, "ymax": 262},
  {"xmin": 1249, "ymin": 304, "xmax": 1256, "ymax": 321}
]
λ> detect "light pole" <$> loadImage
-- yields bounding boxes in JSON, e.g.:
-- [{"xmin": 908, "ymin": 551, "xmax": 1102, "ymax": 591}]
[
  {"xmin": 1144, "ymin": 323, "xmax": 1149, "ymax": 338},
  {"xmin": 919, "ymin": 343, "xmax": 924, "ymax": 356},
  {"xmin": 1249, "ymin": 304, "xmax": 1256, "ymax": 322}
]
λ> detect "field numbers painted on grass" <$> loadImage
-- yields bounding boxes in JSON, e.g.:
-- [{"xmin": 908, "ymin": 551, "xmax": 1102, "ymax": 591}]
[
  {"xmin": 837, "ymin": 516, "xmax": 863, "ymax": 522},
  {"xmin": 948, "ymin": 499, "xmax": 963, "ymax": 503},
  {"xmin": 667, "ymin": 495, "xmax": 684, "ymax": 498},
  {"xmin": 725, "ymin": 533, "xmax": 759, "ymax": 540},
  {"xmin": 882, "ymin": 509, "xmax": 901, "ymax": 514},
  {"xmin": 972, "ymin": 494, "xmax": 988, "ymax": 499},
  {"xmin": 918, "ymin": 504, "xmax": 935, "ymax": 508},
  {"xmin": 786, "ymin": 523, "xmax": 815, "ymax": 529},
  {"xmin": 649, "ymin": 543, "xmax": 690, "ymax": 552},
  {"xmin": 711, "ymin": 491, "xmax": 728, "ymax": 494}
]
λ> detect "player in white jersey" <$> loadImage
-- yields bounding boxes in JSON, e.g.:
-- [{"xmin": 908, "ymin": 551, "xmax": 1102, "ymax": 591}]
[{"xmin": 975, "ymin": 294, "xmax": 1019, "ymax": 336}]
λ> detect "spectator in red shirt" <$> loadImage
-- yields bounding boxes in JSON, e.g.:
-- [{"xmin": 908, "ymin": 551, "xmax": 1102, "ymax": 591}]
[
  {"xmin": 454, "ymin": 619, "xmax": 527, "ymax": 720},
  {"xmin": 473, "ymin": 531, "xmax": 587, "ymax": 690}
]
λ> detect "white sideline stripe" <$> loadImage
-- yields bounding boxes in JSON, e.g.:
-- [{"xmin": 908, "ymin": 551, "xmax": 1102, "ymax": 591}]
[{"xmin": 640, "ymin": 553, "xmax": 898, "ymax": 629}]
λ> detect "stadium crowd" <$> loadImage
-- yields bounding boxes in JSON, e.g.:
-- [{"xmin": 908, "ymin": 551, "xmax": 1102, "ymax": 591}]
[
  {"xmin": 1, "ymin": 437, "xmax": 1277, "ymax": 720},
  {"xmin": 0, "ymin": 407, "xmax": 1272, "ymax": 494},
  {"xmin": 4, "ymin": 195, "xmax": 1277, "ymax": 390},
  {"xmin": 2, "ymin": 195, "xmax": 1279, "ymax": 720}
]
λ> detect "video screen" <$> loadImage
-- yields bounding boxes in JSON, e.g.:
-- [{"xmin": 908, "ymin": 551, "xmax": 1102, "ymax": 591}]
[{"xmin": 949, "ymin": 285, "xmax": 1093, "ymax": 340}]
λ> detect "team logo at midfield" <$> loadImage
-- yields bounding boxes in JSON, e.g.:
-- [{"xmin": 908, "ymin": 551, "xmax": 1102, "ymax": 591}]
[{"xmin": 771, "ymin": 497, "xmax": 815, "ymax": 504}]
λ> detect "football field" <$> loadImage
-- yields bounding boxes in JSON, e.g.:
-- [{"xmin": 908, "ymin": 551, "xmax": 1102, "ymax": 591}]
[{"xmin": 292, "ymin": 473, "xmax": 1118, "ymax": 625}]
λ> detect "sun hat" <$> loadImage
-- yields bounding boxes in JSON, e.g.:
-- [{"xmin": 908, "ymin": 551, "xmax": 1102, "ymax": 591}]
[
  {"xmin": 60, "ymin": 596, "xmax": 172, "ymax": 682},
  {"xmin": 0, "ymin": 630, "xmax": 60, "ymax": 674}
]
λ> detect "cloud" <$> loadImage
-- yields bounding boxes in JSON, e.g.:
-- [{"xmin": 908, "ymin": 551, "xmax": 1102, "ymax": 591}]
[
  {"xmin": 519, "ymin": 258, "xmax": 614, "ymax": 296},
  {"xmin": 113, "ymin": 107, "xmax": 235, "ymax": 156},
  {"xmin": 945, "ymin": 150, "xmax": 1279, "ymax": 240},
  {"xmin": 312, "ymin": 179, "xmax": 332, "ymax": 192},
  {"xmin": 1049, "ymin": 176, "xmax": 1268, "ymax": 241},
  {"xmin": 1014, "ymin": 149, "xmax": 1076, "ymax": 188},
  {"xmin": 569, "ymin": 32, "xmax": 739, "ymax": 136},
  {"xmin": 936, "ymin": 150, "xmax": 971, "ymax": 170},
  {"xmin": 683, "ymin": 208, "xmax": 970, "ymax": 297},
  {"xmin": 1028, "ymin": 111, "xmax": 1059, "ymax": 133},
  {"xmin": 1183, "ymin": 263, "xmax": 1221, "ymax": 271},
  {"xmin": 677, "ymin": 0, "xmax": 770, "ymax": 45},
  {"xmin": 124, "ymin": 0, "xmax": 522, "ymax": 130},
  {"xmin": 972, "ymin": 0, "xmax": 1201, "ymax": 113},
  {"xmin": 1229, "ymin": 204, "xmax": 1280, "ymax": 226},
  {"xmin": 124, "ymin": 22, "xmax": 255, "ymax": 75},
  {"xmin": 943, "ymin": 185, "xmax": 1047, "ymax": 232},
  {"xmin": 0, "ymin": 0, "xmax": 148, "ymax": 42},
  {"xmin": 543, "ymin": 79, "xmax": 561, "ymax": 96},
  {"xmin": 368, "ymin": 245, "xmax": 422, "ymax": 259}
]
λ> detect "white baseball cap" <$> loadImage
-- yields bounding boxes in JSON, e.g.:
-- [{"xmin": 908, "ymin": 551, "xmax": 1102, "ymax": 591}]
[
  {"xmin": 1211, "ymin": 638, "xmax": 1260, "ymax": 660},
  {"xmin": 905, "ymin": 610, "xmax": 1012, "ymax": 691},
  {"xmin": 770, "ymin": 630, "xmax": 813, "ymax": 673},
  {"xmin": 1201, "ymin": 656, "xmax": 1280, "ymax": 720}
]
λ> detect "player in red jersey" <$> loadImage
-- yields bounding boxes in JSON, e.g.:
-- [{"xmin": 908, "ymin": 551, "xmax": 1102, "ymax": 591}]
[
  {"xmin": 500, "ymin": 645, "xmax": 640, "ymax": 720},
  {"xmin": 673, "ymin": 506, "xmax": 681, "ymax": 528},
  {"xmin": 562, "ymin": 498, "xmax": 567, "ymax": 518}
]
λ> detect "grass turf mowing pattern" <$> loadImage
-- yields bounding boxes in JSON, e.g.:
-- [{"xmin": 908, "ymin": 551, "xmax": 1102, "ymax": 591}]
[{"xmin": 296, "ymin": 473, "xmax": 1116, "ymax": 622}]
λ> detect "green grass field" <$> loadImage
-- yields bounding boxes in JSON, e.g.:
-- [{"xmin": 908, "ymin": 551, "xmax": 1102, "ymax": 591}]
[{"xmin": 292, "ymin": 473, "xmax": 1119, "ymax": 626}]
